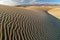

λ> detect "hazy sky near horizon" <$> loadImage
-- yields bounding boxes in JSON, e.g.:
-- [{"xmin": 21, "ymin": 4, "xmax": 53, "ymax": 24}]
[
  {"xmin": 37, "ymin": 0, "xmax": 60, "ymax": 2},
  {"xmin": 0, "ymin": 0, "xmax": 60, "ymax": 6}
]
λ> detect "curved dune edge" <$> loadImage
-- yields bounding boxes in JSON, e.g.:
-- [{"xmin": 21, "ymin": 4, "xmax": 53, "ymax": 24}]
[{"xmin": 48, "ymin": 8, "xmax": 60, "ymax": 19}]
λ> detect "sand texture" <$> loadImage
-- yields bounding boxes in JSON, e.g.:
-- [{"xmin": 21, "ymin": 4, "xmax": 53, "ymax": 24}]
[
  {"xmin": 0, "ymin": 5, "xmax": 60, "ymax": 40},
  {"xmin": 48, "ymin": 8, "xmax": 60, "ymax": 19}
]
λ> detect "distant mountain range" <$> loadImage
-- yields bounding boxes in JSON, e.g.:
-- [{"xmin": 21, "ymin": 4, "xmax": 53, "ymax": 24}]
[
  {"xmin": 1, "ymin": 3, "xmax": 60, "ymax": 6},
  {"xmin": 15, "ymin": 3, "xmax": 60, "ymax": 6}
]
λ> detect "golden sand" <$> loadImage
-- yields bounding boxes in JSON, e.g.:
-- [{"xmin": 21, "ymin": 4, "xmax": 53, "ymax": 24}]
[
  {"xmin": 48, "ymin": 8, "xmax": 60, "ymax": 19},
  {"xmin": 25, "ymin": 6, "xmax": 60, "ymax": 20},
  {"xmin": 25, "ymin": 6, "xmax": 53, "ymax": 11},
  {"xmin": 0, "ymin": 5, "xmax": 60, "ymax": 40}
]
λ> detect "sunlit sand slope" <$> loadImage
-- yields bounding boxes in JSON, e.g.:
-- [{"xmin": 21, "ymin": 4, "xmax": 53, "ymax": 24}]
[
  {"xmin": 25, "ymin": 6, "xmax": 53, "ymax": 11},
  {"xmin": 0, "ymin": 5, "xmax": 60, "ymax": 40},
  {"xmin": 21, "ymin": 6, "xmax": 60, "ymax": 11},
  {"xmin": 48, "ymin": 8, "xmax": 60, "ymax": 19}
]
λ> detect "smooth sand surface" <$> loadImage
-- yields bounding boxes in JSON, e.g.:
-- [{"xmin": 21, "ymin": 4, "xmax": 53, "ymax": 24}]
[
  {"xmin": 25, "ymin": 6, "xmax": 53, "ymax": 11},
  {"xmin": 0, "ymin": 5, "xmax": 60, "ymax": 40},
  {"xmin": 48, "ymin": 8, "xmax": 60, "ymax": 19}
]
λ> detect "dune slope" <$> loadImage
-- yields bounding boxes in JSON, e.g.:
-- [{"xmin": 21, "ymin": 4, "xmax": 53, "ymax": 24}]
[
  {"xmin": 0, "ymin": 5, "xmax": 60, "ymax": 40},
  {"xmin": 48, "ymin": 8, "xmax": 60, "ymax": 19}
]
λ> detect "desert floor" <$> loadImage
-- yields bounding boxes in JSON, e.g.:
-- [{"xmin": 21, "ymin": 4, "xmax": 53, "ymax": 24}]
[{"xmin": 0, "ymin": 5, "xmax": 60, "ymax": 40}]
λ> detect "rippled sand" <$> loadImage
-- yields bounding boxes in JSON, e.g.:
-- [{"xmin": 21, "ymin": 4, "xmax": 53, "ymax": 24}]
[{"xmin": 0, "ymin": 5, "xmax": 60, "ymax": 40}]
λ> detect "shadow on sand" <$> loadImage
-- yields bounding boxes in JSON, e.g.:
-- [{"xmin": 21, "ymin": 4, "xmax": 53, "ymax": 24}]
[
  {"xmin": 45, "ymin": 11, "xmax": 60, "ymax": 40},
  {"xmin": 45, "ymin": 11, "xmax": 60, "ymax": 29}
]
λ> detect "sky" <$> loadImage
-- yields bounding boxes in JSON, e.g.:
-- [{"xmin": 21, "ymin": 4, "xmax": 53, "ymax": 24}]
[{"xmin": 0, "ymin": 0, "xmax": 60, "ymax": 6}]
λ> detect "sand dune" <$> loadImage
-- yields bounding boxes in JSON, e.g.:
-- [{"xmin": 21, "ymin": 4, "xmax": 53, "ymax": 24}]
[
  {"xmin": 15, "ymin": 6, "xmax": 52, "ymax": 11},
  {"xmin": 25, "ymin": 6, "xmax": 53, "ymax": 11},
  {"xmin": 0, "ymin": 5, "xmax": 60, "ymax": 40},
  {"xmin": 20, "ymin": 6, "xmax": 60, "ymax": 11},
  {"xmin": 48, "ymin": 8, "xmax": 60, "ymax": 19},
  {"xmin": 25, "ymin": 6, "xmax": 60, "ymax": 19}
]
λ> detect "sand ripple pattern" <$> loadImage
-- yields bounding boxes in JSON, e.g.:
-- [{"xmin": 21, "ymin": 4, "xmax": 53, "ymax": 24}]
[{"xmin": 0, "ymin": 5, "xmax": 60, "ymax": 40}]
